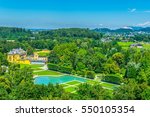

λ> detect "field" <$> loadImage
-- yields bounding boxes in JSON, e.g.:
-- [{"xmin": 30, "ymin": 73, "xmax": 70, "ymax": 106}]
[
  {"xmin": 61, "ymin": 80, "xmax": 119, "ymax": 93},
  {"xmin": 20, "ymin": 64, "xmax": 44, "ymax": 70},
  {"xmin": 118, "ymin": 42, "xmax": 150, "ymax": 50},
  {"xmin": 118, "ymin": 42, "xmax": 134, "ymax": 49},
  {"xmin": 34, "ymin": 70, "xmax": 62, "ymax": 75},
  {"xmin": 143, "ymin": 43, "xmax": 150, "ymax": 49}
]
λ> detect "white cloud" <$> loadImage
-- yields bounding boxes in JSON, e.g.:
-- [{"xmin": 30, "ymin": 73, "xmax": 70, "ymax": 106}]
[
  {"xmin": 98, "ymin": 24, "xmax": 103, "ymax": 26},
  {"xmin": 137, "ymin": 21, "xmax": 150, "ymax": 27},
  {"xmin": 129, "ymin": 8, "xmax": 136, "ymax": 12},
  {"xmin": 122, "ymin": 26, "xmax": 132, "ymax": 29}
]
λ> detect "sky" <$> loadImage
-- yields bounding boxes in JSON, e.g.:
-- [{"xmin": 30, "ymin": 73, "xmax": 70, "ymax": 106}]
[{"xmin": 0, "ymin": 0, "xmax": 150, "ymax": 29}]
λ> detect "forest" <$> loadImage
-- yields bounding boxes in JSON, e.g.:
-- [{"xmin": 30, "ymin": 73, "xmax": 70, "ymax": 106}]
[{"xmin": 0, "ymin": 27, "xmax": 150, "ymax": 100}]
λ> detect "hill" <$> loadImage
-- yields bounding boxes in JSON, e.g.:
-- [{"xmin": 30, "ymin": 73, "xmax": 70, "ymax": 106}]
[{"xmin": 39, "ymin": 28, "xmax": 103, "ymax": 40}]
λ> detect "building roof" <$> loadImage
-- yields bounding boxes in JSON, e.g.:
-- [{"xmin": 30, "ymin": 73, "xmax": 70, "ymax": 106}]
[
  {"xmin": 8, "ymin": 48, "xmax": 26, "ymax": 55},
  {"xmin": 130, "ymin": 43, "xmax": 143, "ymax": 47}
]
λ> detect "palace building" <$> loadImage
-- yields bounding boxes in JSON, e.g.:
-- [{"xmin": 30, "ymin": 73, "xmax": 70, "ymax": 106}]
[
  {"xmin": 7, "ymin": 48, "xmax": 31, "ymax": 64},
  {"xmin": 7, "ymin": 48, "xmax": 48, "ymax": 64}
]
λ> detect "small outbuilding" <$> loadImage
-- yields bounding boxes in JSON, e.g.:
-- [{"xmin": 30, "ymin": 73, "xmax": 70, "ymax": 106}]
[{"xmin": 130, "ymin": 43, "xmax": 143, "ymax": 48}]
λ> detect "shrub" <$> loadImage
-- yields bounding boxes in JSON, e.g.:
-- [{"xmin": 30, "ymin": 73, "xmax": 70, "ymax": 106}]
[{"xmin": 86, "ymin": 71, "xmax": 95, "ymax": 79}]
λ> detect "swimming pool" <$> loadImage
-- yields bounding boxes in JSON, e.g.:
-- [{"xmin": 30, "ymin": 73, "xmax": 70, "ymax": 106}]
[{"xmin": 34, "ymin": 75, "xmax": 87, "ymax": 85}]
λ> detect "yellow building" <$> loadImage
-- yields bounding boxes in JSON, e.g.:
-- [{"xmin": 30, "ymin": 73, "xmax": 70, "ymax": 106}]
[{"xmin": 7, "ymin": 48, "xmax": 30, "ymax": 64}]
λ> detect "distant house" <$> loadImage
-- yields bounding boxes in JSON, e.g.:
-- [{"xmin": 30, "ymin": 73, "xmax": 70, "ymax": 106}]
[{"xmin": 130, "ymin": 43, "xmax": 143, "ymax": 48}]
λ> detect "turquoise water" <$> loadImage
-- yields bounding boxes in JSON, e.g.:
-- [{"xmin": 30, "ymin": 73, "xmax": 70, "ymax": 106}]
[{"xmin": 34, "ymin": 75, "xmax": 87, "ymax": 85}]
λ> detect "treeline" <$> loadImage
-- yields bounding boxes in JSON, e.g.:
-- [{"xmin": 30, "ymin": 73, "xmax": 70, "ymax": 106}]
[
  {"xmin": 0, "ymin": 27, "xmax": 32, "ymax": 40},
  {"xmin": 39, "ymin": 28, "xmax": 103, "ymax": 40}
]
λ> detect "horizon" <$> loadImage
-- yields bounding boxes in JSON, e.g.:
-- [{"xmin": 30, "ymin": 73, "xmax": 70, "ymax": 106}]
[{"xmin": 0, "ymin": 0, "xmax": 150, "ymax": 29}]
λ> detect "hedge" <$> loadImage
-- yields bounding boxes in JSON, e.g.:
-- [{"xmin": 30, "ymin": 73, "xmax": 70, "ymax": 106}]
[
  {"xmin": 47, "ymin": 63, "xmax": 72, "ymax": 74},
  {"xmin": 47, "ymin": 63, "xmax": 59, "ymax": 71},
  {"xmin": 59, "ymin": 66, "xmax": 72, "ymax": 74},
  {"xmin": 102, "ymin": 74, "xmax": 122, "ymax": 84}
]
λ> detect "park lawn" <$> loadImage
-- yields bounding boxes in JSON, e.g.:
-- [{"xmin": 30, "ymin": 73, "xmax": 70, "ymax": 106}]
[
  {"xmin": 87, "ymin": 79, "xmax": 98, "ymax": 84},
  {"xmin": 32, "ymin": 67, "xmax": 43, "ymax": 70},
  {"xmin": 30, "ymin": 64, "xmax": 44, "ymax": 68},
  {"xmin": 100, "ymin": 82, "xmax": 119, "ymax": 89},
  {"xmin": 64, "ymin": 86, "xmax": 77, "ymax": 93},
  {"xmin": 34, "ymin": 70, "xmax": 62, "ymax": 75},
  {"xmin": 20, "ymin": 64, "xmax": 43, "ymax": 68},
  {"xmin": 60, "ymin": 84, "xmax": 69, "ymax": 87},
  {"xmin": 20, "ymin": 64, "xmax": 29, "ymax": 68},
  {"xmin": 20, "ymin": 64, "xmax": 44, "ymax": 70},
  {"xmin": 66, "ymin": 80, "xmax": 82, "ymax": 85}
]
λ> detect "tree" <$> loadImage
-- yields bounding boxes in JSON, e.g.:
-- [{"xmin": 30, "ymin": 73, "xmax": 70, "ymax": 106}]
[
  {"xmin": 48, "ymin": 51, "xmax": 60, "ymax": 64},
  {"xmin": 104, "ymin": 61, "xmax": 120, "ymax": 74},
  {"xmin": 0, "ymin": 85, "xmax": 8, "ymax": 100},
  {"xmin": 27, "ymin": 46, "xmax": 34, "ymax": 55},
  {"xmin": 125, "ymin": 62, "xmax": 140, "ymax": 79},
  {"xmin": 113, "ymin": 79, "xmax": 138, "ymax": 100},
  {"xmin": 112, "ymin": 52, "xmax": 124, "ymax": 66},
  {"xmin": 141, "ymin": 87, "xmax": 150, "ymax": 100}
]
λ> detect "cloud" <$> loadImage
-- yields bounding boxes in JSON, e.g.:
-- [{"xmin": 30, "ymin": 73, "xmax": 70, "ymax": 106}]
[
  {"xmin": 137, "ymin": 21, "xmax": 150, "ymax": 27},
  {"xmin": 122, "ymin": 26, "xmax": 132, "ymax": 29},
  {"xmin": 98, "ymin": 24, "xmax": 103, "ymax": 26},
  {"xmin": 129, "ymin": 8, "xmax": 136, "ymax": 12}
]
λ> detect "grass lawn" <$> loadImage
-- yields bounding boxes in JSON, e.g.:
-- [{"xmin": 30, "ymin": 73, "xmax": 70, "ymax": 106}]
[
  {"xmin": 34, "ymin": 70, "xmax": 62, "ymax": 75},
  {"xmin": 87, "ymin": 79, "xmax": 97, "ymax": 84},
  {"xmin": 30, "ymin": 64, "xmax": 44, "ymax": 68},
  {"xmin": 100, "ymin": 82, "xmax": 119, "ymax": 89},
  {"xmin": 143, "ymin": 43, "xmax": 150, "ymax": 49},
  {"xmin": 118, "ymin": 42, "xmax": 150, "ymax": 50},
  {"xmin": 20, "ymin": 64, "xmax": 29, "ymax": 68},
  {"xmin": 66, "ymin": 81, "xmax": 82, "ymax": 85},
  {"xmin": 60, "ymin": 84, "xmax": 69, "ymax": 87},
  {"xmin": 64, "ymin": 87, "xmax": 77, "ymax": 93},
  {"xmin": 20, "ymin": 64, "xmax": 44, "ymax": 70},
  {"xmin": 118, "ymin": 42, "xmax": 134, "ymax": 47}
]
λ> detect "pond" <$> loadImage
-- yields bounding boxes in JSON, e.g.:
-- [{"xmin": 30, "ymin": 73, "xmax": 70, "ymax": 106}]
[{"xmin": 34, "ymin": 75, "xmax": 87, "ymax": 85}]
